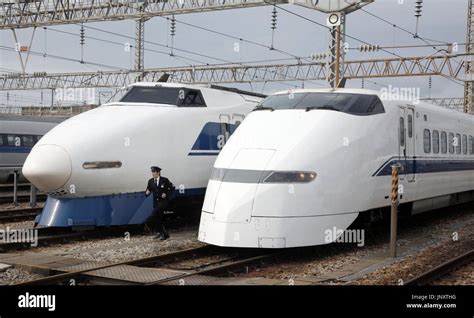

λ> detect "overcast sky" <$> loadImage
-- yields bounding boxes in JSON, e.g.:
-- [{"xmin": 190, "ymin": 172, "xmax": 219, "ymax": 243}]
[{"xmin": 0, "ymin": 0, "xmax": 469, "ymax": 106}]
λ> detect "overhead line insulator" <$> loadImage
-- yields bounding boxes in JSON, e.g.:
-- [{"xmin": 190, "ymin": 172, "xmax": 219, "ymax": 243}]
[
  {"xmin": 271, "ymin": 6, "xmax": 278, "ymax": 30},
  {"xmin": 358, "ymin": 44, "xmax": 380, "ymax": 52}
]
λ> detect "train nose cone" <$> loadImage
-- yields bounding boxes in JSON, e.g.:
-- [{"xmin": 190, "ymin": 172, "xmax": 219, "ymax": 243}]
[{"xmin": 22, "ymin": 144, "xmax": 72, "ymax": 192}]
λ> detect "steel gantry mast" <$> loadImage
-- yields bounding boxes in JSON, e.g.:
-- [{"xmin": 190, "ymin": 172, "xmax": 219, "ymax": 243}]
[
  {"xmin": 464, "ymin": 0, "xmax": 474, "ymax": 113},
  {"xmin": 0, "ymin": 54, "xmax": 467, "ymax": 90},
  {"xmin": 0, "ymin": 0, "xmax": 371, "ymax": 30},
  {"xmin": 0, "ymin": 0, "xmax": 470, "ymax": 112},
  {"xmin": 0, "ymin": 0, "xmax": 374, "ymax": 90}
]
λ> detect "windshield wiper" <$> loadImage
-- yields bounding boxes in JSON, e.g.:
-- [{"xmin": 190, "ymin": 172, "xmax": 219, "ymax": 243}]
[
  {"xmin": 253, "ymin": 106, "xmax": 274, "ymax": 111},
  {"xmin": 305, "ymin": 105, "xmax": 342, "ymax": 112}
]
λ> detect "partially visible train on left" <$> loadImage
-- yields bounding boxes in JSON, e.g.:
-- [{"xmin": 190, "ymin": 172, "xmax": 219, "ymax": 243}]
[{"xmin": 0, "ymin": 115, "xmax": 60, "ymax": 183}]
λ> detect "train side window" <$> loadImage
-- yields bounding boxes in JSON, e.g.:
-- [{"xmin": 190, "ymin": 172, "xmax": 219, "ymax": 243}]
[
  {"xmin": 399, "ymin": 117, "xmax": 405, "ymax": 147},
  {"xmin": 34, "ymin": 135, "xmax": 42, "ymax": 145},
  {"xmin": 456, "ymin": 133, "xmax": 461, "ymax": 154},
  {"xmin": 448, "ymin": 132, "xmax": 454, "ymax": 154},
  {"xmin": 0, "ymin": 135, "xmax": 4, "ymax": 146},
  {"xmin": 220, "ymin": 122, "xmax": 229, "ymax": 142},
  {"xmin": 432, "ymin": 130, "xmax": 439, "ymax": 154},
  {"xmin": 7, "ymin": 135, "xmax": 21, "ymax": 147},
  {"xmin": 22, "ymin": 135, "xmax": 35, "ymax": 147},
  {"xmin": 407, "ymin": 115, "xmax": 413, "ymax": 138},
  {"xmin": 441, "ymin": 131, "xmax": 447, "ymax": 154},
  {"xmin": 462, "ymin": 134, "xmax": 467, "ymax": 155},
  {"xmin": 423, "ymin": 129, "xmax": 431, "ymax": 153},
  {"xmin": 470, "ymin": 136, "xmax": 474, "ymax": 155}
]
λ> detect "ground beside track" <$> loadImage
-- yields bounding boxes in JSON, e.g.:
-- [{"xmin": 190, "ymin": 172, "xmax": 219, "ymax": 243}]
[
  {"xmin": 228, "ymin": 202, "xmax": 474, "ymax": 285},
  {"xmin": 0, "ymin": 202, "xmax": 44, "ymax": 211},
  {"xmin": 0, "ymin": 202, "xmax": 472, "ymax": 285},
  {"xmin": 0, "ymin": 227, "xmax": 203, "ymax": 285}
]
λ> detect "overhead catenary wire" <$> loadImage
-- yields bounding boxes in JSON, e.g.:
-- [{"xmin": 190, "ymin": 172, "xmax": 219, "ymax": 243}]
[
  {"xmin": 274, "ymin": 4, "xmax": 465, "ymax": 88},
  {"xmin": 0, "ymin": 45, "xmax": 126, "ymax": 71},
  {"xmin": 348, "ymin": 43, "xmax": 468, "ymax": 51},
  {"xmin": 51, "ymin": 28, "xmax": 306, "ymax": 89},
  {"xmin": 358, "ymin": 8, "xmax": 463, "ymax": 59},
  {"xmin": 78, "ymin": 24, "xmax": 325, "ymax": 87},
  {"xmin": 356, "ymin": 5, "xmax": 465, "ymax": 96},
  {"xmin": 44, "ymin": 27, "xmax": 210, "ymax": 66},
  {"xmin": 1, "ymin": 2, "xmax": 464, "ymax": 95},
  {"xmin": 159, "ymin": 13, "xmax": 314, "ymax": 64},
  {"xmin": 1, "ymin": 38, "xmax": 306, "ymax": 95},
  {"xmin": 44, "ymin": 26, "xmax": 313, "ymax": 67}
]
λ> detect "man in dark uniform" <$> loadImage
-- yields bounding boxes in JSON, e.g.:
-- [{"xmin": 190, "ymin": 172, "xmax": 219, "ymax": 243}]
[{"xmin": 145, "ymin": 166, "xmax": 175, "ymax": 240}]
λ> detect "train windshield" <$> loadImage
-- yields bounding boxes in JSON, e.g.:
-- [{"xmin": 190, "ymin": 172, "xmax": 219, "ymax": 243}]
[
  {"xmin": 119, "ymin": 86, "xmax": 206, "ymax": 107},
  {"xmin": 256, "ymin": 93, "xmax": 384, "ymax": 115}
]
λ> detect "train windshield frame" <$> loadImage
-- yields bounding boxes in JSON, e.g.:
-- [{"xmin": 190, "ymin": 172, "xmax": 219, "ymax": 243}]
[
  {"xmin": 119, "ymin": 86, "xmax": 207, "ymax": 107},
  {"xmin": 256, "ymin": 92, "xmax": 385, "ymax": 115}
]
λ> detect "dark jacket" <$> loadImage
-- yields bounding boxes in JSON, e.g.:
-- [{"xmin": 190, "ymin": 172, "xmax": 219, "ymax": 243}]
[{"xmin": 146, "ymin": 176, "xmax": 175, "ymax": 206}]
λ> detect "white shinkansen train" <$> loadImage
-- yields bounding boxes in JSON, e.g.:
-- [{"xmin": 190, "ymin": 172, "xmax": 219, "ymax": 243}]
[
  {"xmin": 198, "ymin": 88, "xmax": 474, "ymax": 248},
  {"xmin": 22, "ymin": 82, "xmax": 264, "ymax": 227}
]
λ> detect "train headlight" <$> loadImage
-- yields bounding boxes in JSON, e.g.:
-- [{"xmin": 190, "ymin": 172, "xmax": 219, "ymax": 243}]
[{"xmin": 262, "ymin": 171, "xmax": 317, "ymax": 183}]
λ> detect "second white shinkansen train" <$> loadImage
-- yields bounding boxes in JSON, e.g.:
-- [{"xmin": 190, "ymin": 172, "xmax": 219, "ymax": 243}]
[{"xmin": 198, "ymin": 88, "xmax": 474, "ymax": 248}]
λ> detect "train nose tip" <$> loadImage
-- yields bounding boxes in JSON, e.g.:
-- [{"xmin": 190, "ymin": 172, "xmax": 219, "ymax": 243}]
[{"xmin": 22, "ymin": 144, "xmax": 72, "ymax": 192}]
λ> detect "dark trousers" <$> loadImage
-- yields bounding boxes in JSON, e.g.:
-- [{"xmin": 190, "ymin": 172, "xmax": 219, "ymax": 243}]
[{"xmin": 145, "ymin": 200, "xmax": 169, "ymax": 236}]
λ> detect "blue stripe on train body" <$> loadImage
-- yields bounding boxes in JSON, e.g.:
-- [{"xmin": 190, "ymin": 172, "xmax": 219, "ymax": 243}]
[
  {"xmin": 188, "ymin": 122, "xmax": 237, "ymax": 156},
  {"xmin": 0, "ymin": 146, "xmax": 32, "ymax": 153},
  {"xmin": 373, "ymin": 156, "xmax": 474, "ymax": 176}
]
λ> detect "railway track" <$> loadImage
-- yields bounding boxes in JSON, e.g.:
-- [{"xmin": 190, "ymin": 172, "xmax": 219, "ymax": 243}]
[
  {"xmin": 404, "ymin": 249, "xmax": 474, "ymax": 285},
  {"xmin": 0, "ymin": 207, "xmax": 42, "ymax": 223},
  {"xmin": 0, "ymin": 193, "xmax": 47, "ymax": 204},
  {"xmin": 9, "ymin": 202, "xmax": 474, "ymax": 286},
  {"xmin": 0, "ymin": 225, "xmax": 144, "ymax": 252},
  {"xmin": 17, "ymin": 245, "xmax": 281, "ymax": 286},
  {"xmin": 0, "ymin": 183, "xmax": 31, "ymax": 191},
  {"xmin": 0, "ymin": 183, "xmax": 46, "ymax": 203},
  {"xmin": 0, "ymin": 212, "xmax": 198, "ymax": 252}
]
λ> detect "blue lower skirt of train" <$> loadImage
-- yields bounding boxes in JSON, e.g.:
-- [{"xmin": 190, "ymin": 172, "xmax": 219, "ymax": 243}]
[{"xmin": 35, "ymin": 188, "xmax": 206, "ymax": 227}]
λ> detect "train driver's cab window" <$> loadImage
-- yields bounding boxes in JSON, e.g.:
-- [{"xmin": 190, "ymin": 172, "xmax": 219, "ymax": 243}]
[
  {"xmin": 119, "ymin": 86, "xmax": 207, "ymax": 107},
  {"xmin": 423, "ymin": 129, "xmax": 431, "ymax": 153},
  {"xmin": 255, "ymin": 93, "xmax": 385, "ymax": 115},
  {"xmin": 179, "ymin": 89, "xmax": 206, "ymax": 107}
]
